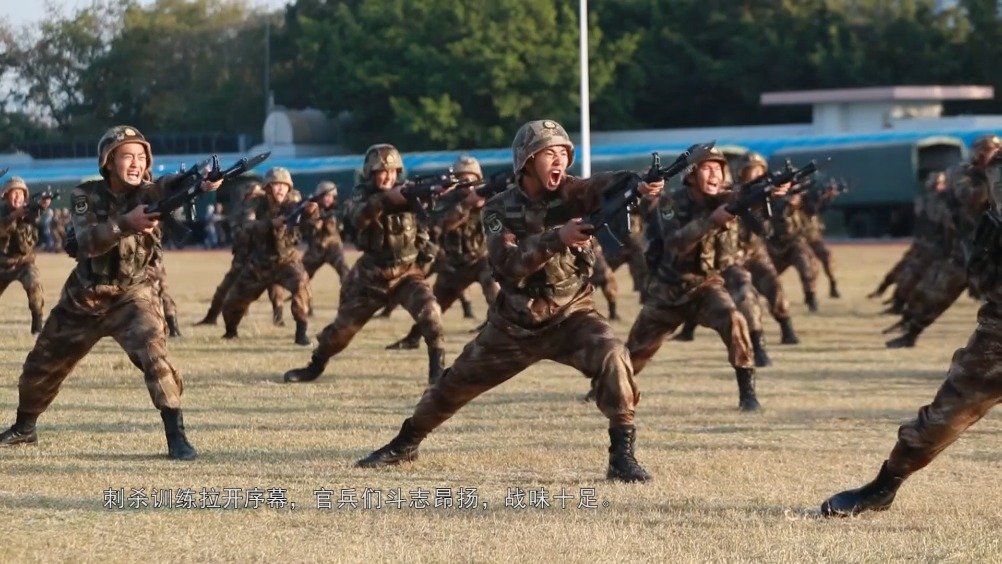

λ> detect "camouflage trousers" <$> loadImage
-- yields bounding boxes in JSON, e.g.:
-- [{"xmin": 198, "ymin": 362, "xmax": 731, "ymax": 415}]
[
  {"xmin": 890, "ymin": 245, "xmax": 937, "ymax": 306},
  {"xmin": 434, "ymin": 257, "xmax": 498, "ymax": 314},
  {"xmin": 0, "ymin": 262, "xmax": 44, "ymax": 317},
  {"xmin": 303, "ymin": 243, "xmax": 350, "ymax": 282},
  {"xmin": 314, "ymin": 258, "xmax": 444, "ymax": 360},
  {"xmin": 903, "ymin": 258, "xmax": 968, "ymax": 335},
  {"xmin": 807, "ymin": 237, "xmax": 837, "ymax": 284},
  {"xmin": 589, "ymin": 250, "xmax": 619, "ymax": 309},
  {"xmin": 222, "ymin": 259, "xmax": 311, "ymax": 330},
  {"xmin": 149, "ymin": 262, "xmax": 177, "ymax": 319},
  {"xmin": 407, "ymin": 309, "xmax": 639, "ymax": 437},
  {"xmin": 745, "ymin": 251, "xmax": 791, "ymax": 322},
  {"xmin": 205, "ymin": 253, "xmax": 285, "ymax": 321},
  {"xmin": 887, "ymin": 300, "xmax": 1002, "ymax": 477},
  {"xmin": 627, "ymin": 279, "xmax": 754, "ymax": 372},
  {"xmin": 724, "ymin": 265, "xmax": 764, "ymax": 333},
  {"xmin": 19, "ymin": 281, "xmax": 182, "ymax": 414},
  {"xmin": 769, "ymin": 239, "xmax": 818, "ymax": 298},
  {"xmin": 606, "ymin": 238, "xmax": 648, "ymax": 297}
]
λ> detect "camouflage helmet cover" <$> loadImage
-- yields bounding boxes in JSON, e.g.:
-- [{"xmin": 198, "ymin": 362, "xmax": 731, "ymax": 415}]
[
  {"xmin": 2, "ymin": 176, "xmax": 29, "ymax": 199},
  {"xmin": 452, "ymin": 155, "xmax": 483, "ymax": 180},
  {"xmin": 683, "ymin": 147, "xmax": 730, "ymax": 187},
  {"xmin": 511, "ymin": 120, "xmax": 575, "ymax": 174},
  {"xmin": 315, "ymin": 180, "xmax": 338, "ymax": 196},
  {"xmin": 739, "ymin": 152, "xmax": 768, "ymax": 176},
  {"xmin": 264, "ymin": 167, "xmax": 294, "ymax": 190},
  {"xmin": 362, "ymin": 144, "xmax": 403, "ymax": 178},
  {"xmin": 97, "ymin": 125, "xmax": 153, "ymax": 181}
]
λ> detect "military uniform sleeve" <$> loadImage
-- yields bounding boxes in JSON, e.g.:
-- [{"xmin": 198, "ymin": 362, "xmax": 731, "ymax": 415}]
[
  {"xmin": 560, "ymin": 171, "xmax": 637, "ymax": 216},
  {"xmin": 0, "ymin": 204, "xmax": 17, "ymax": 230},
  {"xmin": 70, "ymin": 186, "xmax": 126, "ymax": 258},
  {"xmin": 351, "ymin": 189, "xmax": 410, "ymax": 231},
  {"xmin": 483, "ymin": 198, "xmax": 566, "ymax": 279},
  {"xmin": 433, "ymin": 196, "xmax": 475, "ymax": 232}
]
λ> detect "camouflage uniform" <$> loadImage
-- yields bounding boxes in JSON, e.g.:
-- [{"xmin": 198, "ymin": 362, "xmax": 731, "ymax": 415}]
[
  {"xmin": 149, "ymin": 234, "xmax": 181, "ymax": 337},
  {"xmin": 355, "ymin": 121, "xmax": 653, "ymax": 483},
  {"xmin": 589, "ymin": 242, "xmax": 620, "ymax": 320},
  {"xmin": 627, "ymin": 153, "xmax": 760, "ymax": 411},
  {"xmin": 0, "ymin": 126, "xmax": 198, "ymax": 460},
  {"xmin": 802, "ymin": 186, "xmax": 840, "ymax": 298},
  {"xmin": 0, "ymin": 177, "xmax": 45, "ymax": 333},
  {"xmin": 604, "ymin": 199, "xmax": 652, "ymax": 300},
  {"xmin": 822, "ymin": 134, "xmax": 1002, "ymax": 517},
  {"xmin": 283, "ymin": 144, "xmax": 446, "ymax": 384},
  {"xmin": 221, "ymin": 168, "xmax": 313, "ymax": 345},
  {"xmin": 767, "ymin": 196, "xmax": 820, "ymax": 311},
  {"xmin": 302, "ymin": 181, "xmax": 350, "ymax": 282}
]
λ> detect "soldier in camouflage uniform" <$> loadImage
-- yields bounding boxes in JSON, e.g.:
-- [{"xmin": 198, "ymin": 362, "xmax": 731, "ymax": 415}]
[
  {"xmin": 149, "ymin": 236, "xmax": 181, "ymax": 338},
  {"xmin": 870, "ymin": 172, "xmax": 948, "ymax": 302},
  {"xmin": 0, "ymin": 125, "xmax": 221, "ymax": 459},
  {"xmin": 283, "ymin": 143, "xmax": 447, "ymax": 384},
  {"xmin": 589, "ymin": 242, "xmax": 620, "ymax": 320},
  {"xmin": 802, "ymin": 181, "xmax": 841, "ymax": 298},
  {"xmin": 821, "ymin": 138, "xmax": 1002, "ymax": 517},
  {"xmin": 767, "ymin": 190, "xmax": 820, "ymax": 312},
  {"xmin": 386, "ymin": 155, "xmax": 501, "ymax": 350},
  {"xmin": 221, "ymin": 167, "xmax": 314, "ymax": 345},
  {"xmin": 604, "ymin": 200, "xmax": 652, "ymax": 302},
  {"xmin": 355, "ymin": 121, "xmax": 662, "ymax": 482},
  {"xmin": 627, "ymin": 147, "xmax": 762, "ymax": 411},
  {"xmin": 0, "ymin": 177, "xmax": 46, "ymax": 334},
  {"xmin": 885, "ymin": 136, "xmax": 999, "ymax": 348},
  {"xmin": 302, "ymin": 181, "xmax": 350, "ymax": 283},
  {"xmin": 194, "ymin": 181, "xmax": 285, "ymax": 326}
]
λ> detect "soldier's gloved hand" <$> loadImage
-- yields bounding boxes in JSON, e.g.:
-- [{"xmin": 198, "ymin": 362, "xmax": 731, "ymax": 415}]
[
  {"xmin": 710, "ymin": 204, "xmax": 735, "ymax": 227},
  {"xmin": 639, "ymin": 179, "xmax": 664, "ymax": 198},
  {"xmin": 120, "ymin": 205, "xmax": 160, "ymax": 235},
  {"xmin": 559, "ymin": 218, "xmax": 594, "ymax": 249}
]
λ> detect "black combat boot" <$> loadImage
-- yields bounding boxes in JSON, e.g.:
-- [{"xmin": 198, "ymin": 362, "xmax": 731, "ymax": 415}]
[
  {"xmin": 0, "ymin": 411, "xmax": 38, "ymax": 447},
  {"xmin": 805, "ymin": 292, "xmax": 819, "ymax": 313},
  {"xmin": 428, "ymin": 348, "xmax": 446, "ymax": 385},
  {"xmin": 886, "ymin": 329, "xmax": 920, "ymax": 349},
  {"xmin": 166, "ymin": 315, "xmax": 182, "ymax": 338},
  {"xmin": 160, "ymin": 408, "xmax": 197, "ymax": 460},
  {"xmin": 355, "ymin": 419, "xmax": 423, "ymax": 468},
  {"xmin": 460, "ymin": 297, "xmax": 475, "ymax": 319},
  {"xmin": 750, "ymin": 331, "xmax": 772, "ymax": 367},
  {"xmin": 607, "ymin": 301, "xmax": 619, "ymax": 321},
  {"xmin": 283, "ymin": 353, "xmax": 329, "ymax": 383},
  {"xmin": 778, "ymin": 318, "xmax": 800, "ymax": 344},
  {"xmin": 821, "ymin": 461, "xmax": 906, "ymax": 517},
  {"xmin": 606, "ymin": 426, "xmax": 652, "ymax": 483},
  {"xmin": 386, "ymin": 324, "xmax": 422, "ymax": 350},
  {"xmin": 674, "ymin": 320, "xmax": 697, "ymax": 341},
  {"xmin": 829, "ymin": 280, "xmax": 841, "ymax": 299},
  {"xmin": 735, "ymin": 367, "xmax": 761, "ymax": 412},
  {"xmin": 222, "ymin": 325, "xmax": 239, "ymax": 339},
  {"xmin": 295, "ymin": 321, "xmax": 310, "ymax": 346},
  {"xmin": 30, "ymin": 312, "xmax": 43, "ymax": 335}
]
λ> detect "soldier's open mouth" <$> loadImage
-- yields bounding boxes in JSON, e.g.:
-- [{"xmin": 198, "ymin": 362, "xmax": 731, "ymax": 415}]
[{"xmin": 547, "ymin": 170, "xmax": 562, "ymax": 187}]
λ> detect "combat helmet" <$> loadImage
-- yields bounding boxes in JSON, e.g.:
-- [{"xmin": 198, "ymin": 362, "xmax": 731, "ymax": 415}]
[
  {"xmin": 511, "ymin": 120, "xmax": 575, "ymax": 174},
  {"xmin": 452, "ymin": 155, "xmax": 483, "ymax": 180},
  {"xmin": 315, "ymin": 180, "xmax": 338, "ymax": 196},
  {"xmin": 683, "ymin": 147, "xmax": 730, "ymax": 187},
  {"xmin": 2, "ymin": 176, "xmax": 29, "ymax": 200},
  {"xmin": 362, "ymin": 144, "xmax": 403, "ymax": 178},
  {"xmin": 264, "ymin": 167, "xmax": 294, "ymax": 190},
  {"xmin": 739, "ymin": 152, "xmax": 768, "ymax": 178},
  {"xmin": 97, "ymin": 125, "xmax": 152, "ymax": 181}
]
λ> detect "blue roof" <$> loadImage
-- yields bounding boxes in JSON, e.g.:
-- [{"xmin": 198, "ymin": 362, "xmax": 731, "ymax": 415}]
[{"xmin": 9, "ymin": 127, "xmax": 1001, "ymax": 184}]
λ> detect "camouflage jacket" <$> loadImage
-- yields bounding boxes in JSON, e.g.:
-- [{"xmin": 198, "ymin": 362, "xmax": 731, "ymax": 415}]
[
  {"xmin": 305, "ymin": 202, "xmax": 343, "ymax": 253},
  {"xmin": 945, "ymin": 162, "xmax": 992, "ymax": 258},
  {"xmin": 432, "ymin": 195, "xmax": 487, "ymax": 266},
  {"xmin": 348, "ymin": 183, "xmax": 423, "ymax": 268},
  {"xmin": 0, "ymin": 203, "xmax": 40, "ymax": 269},
  {"xmin": 245, "ymin": 198, "xmax": 311, "ymax": 266},
  {"xmin": 481, "ymin": 172, "xmax": 632, "ymax": 332},
  {"xmin": 645, "ymin": 187, "xmax": 740, "ymax": 305},
  {"xmin": 767, "ymin": 199, "xmax": 810, "ymax": 252}
]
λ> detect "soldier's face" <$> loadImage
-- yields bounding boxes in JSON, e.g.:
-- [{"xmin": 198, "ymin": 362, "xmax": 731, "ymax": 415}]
[
  {"xmin": 110, "ymin": 143, "xmax": 148, "ymax": 187},
  {"xmin": 695, "ymin": 161, "xmax": 725, "ymax": 195},
  {"xmin": 457, "ymin": 172, "xmax": 479, "ymax": 184},
  {"xmin": 321, "ymin": 192, "xmax": 336, "ymax": 207},
  {"xmin": 268, "ymin": 182, "xmax": 290, "ymax": 203},
  {"xmin": 740, "ymin": 164, "xmax": 765, "ymax": 183},
  {"xmin": 529, "ymin": 146, "xmax": 570, "ymax": 191},
  {"xmin": 935, "ymin": 176, "xmax": 947, "ymax": 192},
  {"xmin": 5, "ymin": 190, "xmax": 26, "ymax": 209},
  {"xmin": 374, "ymin": 169, "xmax": 398, "ymax": 189}
]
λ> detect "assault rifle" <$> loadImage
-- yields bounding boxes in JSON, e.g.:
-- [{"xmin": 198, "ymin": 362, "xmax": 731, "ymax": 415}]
[
  {"xmin": 434, "ymin": 170, "xmax": 513, "ymax": 209},
  {"xmin": 65, "ymin": 152, "xmax": 270, "ymax": 256},
  {"xmin": 582, "ymin": 141, "xmax": 717, "ymax": 252},
  {"xmin": 724, "ymin": 159, "xmax": 822, "ymax": 235},
  {"xmin": 398, "ymin": 168, "xmax": 460, "ymax": 218}
]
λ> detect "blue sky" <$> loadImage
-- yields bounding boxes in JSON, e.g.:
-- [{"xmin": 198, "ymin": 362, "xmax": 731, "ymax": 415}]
[{"xmin": 2, "ymin": 0, "xmax": 291, "ymax": 26}]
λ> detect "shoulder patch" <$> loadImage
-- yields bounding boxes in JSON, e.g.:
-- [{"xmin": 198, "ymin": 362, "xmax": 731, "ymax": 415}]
[
  {"xmin": 73, "ymin": 194, "xmax": 89, "ymax": 215},
  {"xmin": 483, "ymin": 210, "xmax": 504, "ymax": 234},
  {"xmin": 660, "ymin": 198, "xmax": 676, "ymax": 221}
]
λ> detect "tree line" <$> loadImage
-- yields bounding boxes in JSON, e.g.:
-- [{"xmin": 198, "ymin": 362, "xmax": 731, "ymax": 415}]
[{"xmin": 1, "ymin": 0, "xmax": 1000, "ymax": 154}]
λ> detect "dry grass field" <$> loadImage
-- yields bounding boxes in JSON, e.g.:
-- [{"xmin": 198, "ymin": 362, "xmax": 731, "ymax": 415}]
[{"xmin": 0, "ymin": 243, "xmax": 999, "ymax": 562}]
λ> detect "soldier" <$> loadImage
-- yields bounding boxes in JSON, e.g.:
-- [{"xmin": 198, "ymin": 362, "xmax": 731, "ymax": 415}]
[
  {"xmin": 0, "ymin": 177, "xmax": 46, "ymax": 333},
  {"xmin": 802, "ymin": 180, "xmax": 841, "ymax": 298},
  {"xmin": 590, "ymin": 242, "xmax": 620, "ymax": 320},
  {"xmin": 0, "ymin": 125, "xmax": 221, "ymax": 459},
  {"xmin": 604, "ymin": 197, "xmax": 653, "ymax": 302},
  {"xmin": 194, "ymin": 181, "xmax": 286, "ymax": 326},
  {"xmin": 767, "ymin": 190, "xmax": 820, "ymax": 312},
  {"xmin": 150, "ymin": 236, "xmax": 181, "ymax": 338},
  {"xmin": 626, "ymin": 148, "xmax": 763, "ymax": 411},
  {"xmin": 302, "ymin": 181, "xmax": 350, "ymax": 283},
  {"xmin": 354, "ymin": 120, "xmax": 661, "ymax": 482},
  {"xmin": 821, "ymin": 140, "xmax": 1002, "ymax": 517},
  {"xmin": 220, "ymin": 167, "xmax": 314, "ymax": 345},
  {"xmin": 885, "ymin": 135, "xmax": 999, "ymax": 348},
  {"xmin": 283, "ymin": 143, "xmax": 447, "ymax": 384},
  {"xmin": 386, "ymin": 155, "xmax": 500, "ymax": 349}
]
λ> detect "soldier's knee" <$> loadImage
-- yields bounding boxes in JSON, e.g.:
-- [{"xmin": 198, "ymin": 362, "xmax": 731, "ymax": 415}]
[{"xmin": 145, "ymin": 355, "xmax": 183, "ymax": 409}]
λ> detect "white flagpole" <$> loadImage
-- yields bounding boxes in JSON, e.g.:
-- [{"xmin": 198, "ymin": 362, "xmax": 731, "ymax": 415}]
[{"xmin": 579, "ymin": 0, "xmax": 591, "ymax": 177}]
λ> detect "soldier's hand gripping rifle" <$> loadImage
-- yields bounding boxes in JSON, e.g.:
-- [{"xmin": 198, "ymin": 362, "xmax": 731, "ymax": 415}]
[
  {"xmin": 724, "ymin": 159, "xmax": 821, "ymax": 235},
  {"xmin": 398, "ymin": 168, "xmax": 459, "ymax": 219},
  {"xmin": 582, "ymin": 141, "xmax": 717, "ymax": 252},
  {"xmin": 435, "ymin": 170, "xmax": 513, "ymax": 209},
  {"xmin": 148, "ymin": 151, "xmax": 271, "ymax": 244},
  {"xmin": 284, "ymin": 189, "xmax": 330, "ymax": 229}
]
